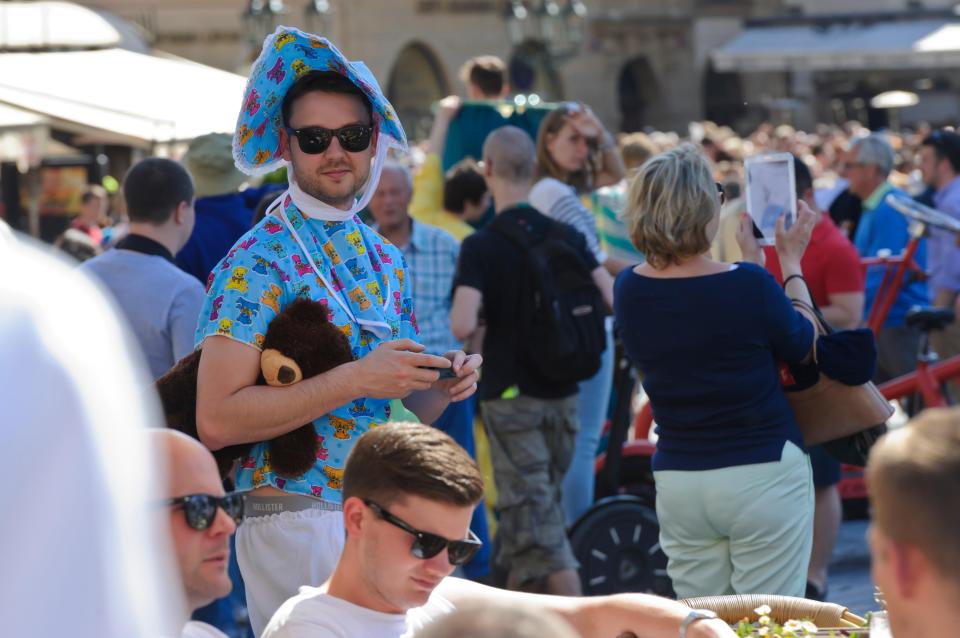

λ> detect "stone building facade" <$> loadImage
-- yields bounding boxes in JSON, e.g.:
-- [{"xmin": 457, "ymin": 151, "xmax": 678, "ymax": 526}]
[
  {"xmin": 78, "ymin": 0, "xmax": 773, "ymax": 136},
  {"xmin": 81, "ymin": 0, "xmax": 960, "ymax": 136}
]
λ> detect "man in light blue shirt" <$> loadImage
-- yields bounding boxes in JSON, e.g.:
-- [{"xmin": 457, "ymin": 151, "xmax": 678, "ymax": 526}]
[
  {"xmin": 80, "ymin": 158, "xmax": 204, "ymax": 380},
  {"xmin": 847, "ymin": 133, "xmax": 927, "ymax": 380},
  {"xmin": 370, "ymin": 162, "xmax": 462, "ymax": 355},
  {"xmin": 919, "ymin": 129, "xmax": 960, "ymax": 363}
]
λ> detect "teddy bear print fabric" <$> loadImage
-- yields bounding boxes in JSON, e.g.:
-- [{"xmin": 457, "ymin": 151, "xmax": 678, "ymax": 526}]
[{"xmin": 195, "ymin": 196, "xmax": 418, "ymax": 502}]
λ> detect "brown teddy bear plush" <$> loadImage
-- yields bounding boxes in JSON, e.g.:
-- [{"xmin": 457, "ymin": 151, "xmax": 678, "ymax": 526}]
[{"xmin": 156, "ymin": 298, "xmax": 354, "ymax": 479}]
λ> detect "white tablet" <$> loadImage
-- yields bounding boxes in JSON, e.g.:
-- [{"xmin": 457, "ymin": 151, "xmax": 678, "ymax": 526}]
[{"xmin": 744, "ymin": 152, "xmax": 797, "ymax": 246}]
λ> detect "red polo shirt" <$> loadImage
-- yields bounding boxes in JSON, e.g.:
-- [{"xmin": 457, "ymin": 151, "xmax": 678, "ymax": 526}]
[
  {"xmin": 71, "ymin": 219, "xmax": 104, "ymax": 246},
  {"xmin": 764, "ymin": 215, "xmax": 864, "ymax": 306}
]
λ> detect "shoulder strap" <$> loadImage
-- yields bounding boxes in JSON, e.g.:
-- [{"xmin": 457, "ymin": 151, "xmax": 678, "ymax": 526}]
[{"xmin": 490, "ymin": 213, "xmax": 535, "ymax": 250}]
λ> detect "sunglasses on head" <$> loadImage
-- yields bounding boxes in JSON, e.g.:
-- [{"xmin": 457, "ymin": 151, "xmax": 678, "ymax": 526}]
[
  {"xmin": 287, "ymin": 124, "xmax": 373, "ymax": 154},
  {"xmin": 716, "ymin": 181, "xmax": 726, "ymax": 204},
  {"xmin": 163, "ymin": 492, "xmax": 245, "ymax": 531},
  {"xmin": 363, "ymin": 499, "xmax": 482, "ymax": 566}
]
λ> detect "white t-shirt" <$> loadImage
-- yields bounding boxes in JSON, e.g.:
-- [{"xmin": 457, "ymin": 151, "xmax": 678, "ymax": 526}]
[
  {"xmin": 182, "ymin": 621, "xmax": 229, "ymax": 638},
  {"xmin": 261, "ymin": 586, "xmax": 456, "ymax": 638}
]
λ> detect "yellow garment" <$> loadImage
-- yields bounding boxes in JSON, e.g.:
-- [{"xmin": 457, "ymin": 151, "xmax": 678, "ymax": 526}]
[
  {"xmin": 410, "ymin": 153, "xmax": 476, "ymax": 243},
  {"xmin": 711, "ymin": 197, "xmax": 746, "ymax": 264},
  {"xmin": 475, "ymin": 416, "xmax": 498, "ymax": 537}
]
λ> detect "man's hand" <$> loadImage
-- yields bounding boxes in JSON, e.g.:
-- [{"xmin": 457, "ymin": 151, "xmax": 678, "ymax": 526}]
[
  {"xmin": 689, "ymin": 618, "xmax": 737, "ymax": 638},
  {"xmin": 432, "ymin": 350, "xmax": 482, "ymax": 402},
  {"xmin": 565, "ymin": 104, "xmax": 603, "ymax": 140},
  {"xmin": 352, "ymin": 339, "xmax": 450, "ymax": 399}
]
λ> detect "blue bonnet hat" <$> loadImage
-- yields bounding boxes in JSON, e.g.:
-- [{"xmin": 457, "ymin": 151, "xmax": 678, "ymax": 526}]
[{"xmin": 233, "ymin": 26, "xmax": 407, "ymax": 177}]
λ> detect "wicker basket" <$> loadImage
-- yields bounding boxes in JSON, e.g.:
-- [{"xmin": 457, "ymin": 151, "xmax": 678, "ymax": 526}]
[{"xmin": 680, "ymin": 594, "xmax": 867, "ymax": 629}]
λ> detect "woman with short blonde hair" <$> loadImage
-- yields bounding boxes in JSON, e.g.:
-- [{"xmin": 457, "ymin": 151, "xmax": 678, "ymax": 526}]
[
  {"xmin": 614, "ymin": 143, "xmax": 820, "ymax": 599},
  {"xmin": 628, "ymin": 144, "xmax": 716, "ymax": 268}
]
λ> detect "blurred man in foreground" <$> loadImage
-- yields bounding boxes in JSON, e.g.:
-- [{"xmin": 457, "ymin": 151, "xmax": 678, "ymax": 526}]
[
  {"xmin": 153, "ymin": 430, "xmax": 245, "ymax": 638},
  {"xmin": 866, "ymin": 409, "xmax": 960, "ymax": 638}
]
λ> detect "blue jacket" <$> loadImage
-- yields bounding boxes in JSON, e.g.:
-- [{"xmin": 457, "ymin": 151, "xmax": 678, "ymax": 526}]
[
  {"xmin": 853, "ymin": 183, "xmax": 927, "ymax": 327},
  {"xmin": 176, "ymin": 187, "xmax": 279, "ymax": 284}
]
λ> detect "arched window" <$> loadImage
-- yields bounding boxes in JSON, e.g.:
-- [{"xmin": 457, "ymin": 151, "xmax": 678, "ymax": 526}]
[
  {"xmin": 387, "ymin": 42, "xmax": 450, "ymax": 142},
  {"xmin": 618, "ymin": 56, "xmax": 659, "ymax": 133},
  {"xmin": 702, "ymin": 62, "xmax": 746, "ymax": 128}
]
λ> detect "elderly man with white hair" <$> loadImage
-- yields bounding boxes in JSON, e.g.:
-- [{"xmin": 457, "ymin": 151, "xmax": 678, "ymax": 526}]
[{"xmin": 845, "ymin": 133, "xmax": 928, "ymax": 380}]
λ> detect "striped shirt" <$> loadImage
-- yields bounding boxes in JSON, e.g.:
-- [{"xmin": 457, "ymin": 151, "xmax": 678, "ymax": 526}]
[
  {"xmin": 396, "ymin": 219, "xmax": 462, "ymax": 354},
  {"xmin": 591, "ymin": 181, "xmax": 645, "ymax": 263},
  {"xmin": 529, "ymin": 177, "xmax": 607, "ymax": 263}
]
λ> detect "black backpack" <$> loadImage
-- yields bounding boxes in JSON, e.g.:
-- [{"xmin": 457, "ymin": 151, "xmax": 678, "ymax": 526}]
[{"xmin": 492, "ymin": 214, "xmax": 606, "ymax": 385}]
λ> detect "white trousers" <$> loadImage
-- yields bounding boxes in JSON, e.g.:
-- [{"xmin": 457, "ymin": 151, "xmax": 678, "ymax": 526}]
[
  {"xmin": 654, "ymin": 441, "xmax": 814, "ymax": 599},
  {"xmin": 236, "ymin": 508, "xmax": 345, "ymax": 637}
]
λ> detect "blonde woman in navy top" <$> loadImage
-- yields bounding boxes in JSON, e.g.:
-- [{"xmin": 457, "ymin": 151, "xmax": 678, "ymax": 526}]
[{"xmin": 614, "ymin": 144, "xmax": 820, "ymax": 598}]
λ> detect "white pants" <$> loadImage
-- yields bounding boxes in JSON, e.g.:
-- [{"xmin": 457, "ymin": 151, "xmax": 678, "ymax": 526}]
[
  {"xmin": 236, "ymin": 508, "xmax": 345, "ymax": 636},
  {"xmin": 653, "ymin": 441, "xmax": 814, "ymax": 599}
]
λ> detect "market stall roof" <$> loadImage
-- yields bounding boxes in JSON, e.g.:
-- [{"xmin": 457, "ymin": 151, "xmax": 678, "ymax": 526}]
[
  {"xmin": 0, "ymin": 103, "xmax": 46, "ymax": 128},
  {"xmin": 712, "ymin": 19, "xmax": 960, "ymax": 72},
  {"xmin": 0, "ymin": 1, "xmax": 121, "ymax": 51},
  {"xmin": 0, "ymin": 48, "xmax": 247, "ymax": 147}
]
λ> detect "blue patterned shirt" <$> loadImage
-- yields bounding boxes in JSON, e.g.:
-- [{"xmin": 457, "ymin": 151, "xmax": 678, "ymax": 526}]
[
  {"xmin": 195, "ymin": 196, "xmax": 418, "ymax": 503},
  {"xmin": 394, "ymin": 219, "xmax": 461, "ymax": 354}
]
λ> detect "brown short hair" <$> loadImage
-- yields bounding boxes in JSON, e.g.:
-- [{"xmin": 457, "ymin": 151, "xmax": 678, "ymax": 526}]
[
  {"xmin": 866, "ymin": 409, "xmax": 960, "ymax": 580},
  {"xmin": 459, "ymin": 56, "xmax": 506, "ymax": 98},
  {"xmin": 342, "ymin": 422, "xmax": 484, "ymax": 508},
  {"xmin": 619, "ymin": 132, "xmax": 658, "ymax": 170},
  {"xmin": 483, "ymin": 126, "xmax": 535, "ymax": 183},
  {"xmin": 535, "ymin": 106, "xmax": 593, "ymax": 194},
  {"xmin": 626, "ymin": 143, "xmax": 717, "ymax": 269},
  {"xmin": 81, "ymin": 184, "xmax": 107, "ymax": 205},
  {"xmin": 443, "ymin": 158, "xmax": 487, "ymax": 214},
  {"xmin": 281, "ymin": 71, "xmax": 372, "ymax": 127}
]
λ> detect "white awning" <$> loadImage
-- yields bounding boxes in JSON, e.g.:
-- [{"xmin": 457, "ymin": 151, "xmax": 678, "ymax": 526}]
[
  {"xmin": 0, "ymin": 48, "xmax": 247, "ymax": 147},
  {"xmin": 713, "ymin": 19, "xmax": 960, "ymax": 72},
  {"xmin": 0, "ymin": 103, "xmax": 45, "ymax": 128},
  {"xmin": 0, "ymin": 1, "xmax": 121, "ymax": 51}
]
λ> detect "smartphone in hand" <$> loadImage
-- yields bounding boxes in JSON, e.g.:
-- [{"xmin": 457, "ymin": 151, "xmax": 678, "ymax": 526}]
[{"xmin": 420, "ymin": 355, "xmax": 457, "ymax": 379}]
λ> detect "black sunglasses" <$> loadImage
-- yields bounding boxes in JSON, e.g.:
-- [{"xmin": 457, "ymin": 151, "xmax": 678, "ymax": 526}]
[
  {"xmin": 364, "ymin": 499, "xmax": 482, "ymax": 566},
  {"xmin": 163, "ymin": 492, "xmax": 245, "ymax": 531},
  {"xmin": 287, "ymin": 124, "xmax": 373, "ymax": 154}
]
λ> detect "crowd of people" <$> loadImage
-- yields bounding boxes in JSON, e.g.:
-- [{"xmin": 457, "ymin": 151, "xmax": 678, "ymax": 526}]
[{"xmin": 4, "ymin": 22, "xmax": 960, "ymax": 638}]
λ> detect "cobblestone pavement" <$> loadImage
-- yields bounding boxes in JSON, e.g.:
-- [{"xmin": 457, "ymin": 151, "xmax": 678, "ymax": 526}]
[{"xmin": 826, "ymin": 518, "xmax": 879, "ymax": 617}]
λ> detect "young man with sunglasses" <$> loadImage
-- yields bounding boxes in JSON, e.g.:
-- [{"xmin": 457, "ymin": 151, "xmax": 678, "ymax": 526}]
[
  {"xmin": 154, "ymin": 430, "xmax": 246, "ymax": 638},
  {"xmin": 193, "ymin": 29, "xmax": 481, "ymax": 636},
  {"xmin": 262, "ymin": 423, "xmax": 736, "ymax": 638}
]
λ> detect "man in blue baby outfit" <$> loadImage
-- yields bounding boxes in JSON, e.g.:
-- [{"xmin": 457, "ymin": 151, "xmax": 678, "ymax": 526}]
[{"xmin": 193, "ymin": 27, "xmax": 481, "ymax": 636}]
